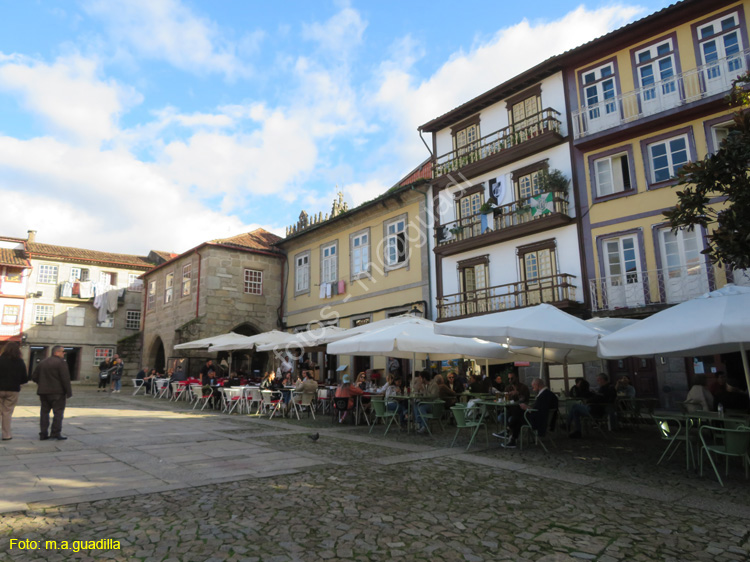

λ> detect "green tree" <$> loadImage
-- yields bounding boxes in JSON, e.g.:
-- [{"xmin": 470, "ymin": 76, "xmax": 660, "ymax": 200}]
[{"xmin": 663, "ymin": 71, "xmax": 750, "ymax": 269}]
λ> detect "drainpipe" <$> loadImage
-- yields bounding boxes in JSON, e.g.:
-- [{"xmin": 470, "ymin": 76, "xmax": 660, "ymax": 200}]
[{"xmin": 195, "ymin": 252, "xmax": 202, "ymax": 318}]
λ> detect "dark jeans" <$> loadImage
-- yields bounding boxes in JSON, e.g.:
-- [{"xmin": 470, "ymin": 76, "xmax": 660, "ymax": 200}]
[
  {"xmin": 98, "ymin": 375, "xmax": 109, "ymax": 389},
  {"xmin": 40, "ymin": 394, "xmax": 66, "ymax": 438}
]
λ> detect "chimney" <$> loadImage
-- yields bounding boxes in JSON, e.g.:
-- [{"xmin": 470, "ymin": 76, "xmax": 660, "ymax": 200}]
[{"xmin": 27, "ymin": 230, "xmax": 36, "ymax": 243}]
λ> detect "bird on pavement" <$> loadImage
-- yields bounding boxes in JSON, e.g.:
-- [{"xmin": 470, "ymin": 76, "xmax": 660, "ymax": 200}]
[{"xmin": 308, "ymin": 432, "xmax": 319, "ymax": 441}]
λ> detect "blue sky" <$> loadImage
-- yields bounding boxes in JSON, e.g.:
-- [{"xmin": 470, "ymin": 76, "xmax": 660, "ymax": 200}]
[{"xmin": 0, "ymin": 0, "xmax": 671, "ymax": 255}]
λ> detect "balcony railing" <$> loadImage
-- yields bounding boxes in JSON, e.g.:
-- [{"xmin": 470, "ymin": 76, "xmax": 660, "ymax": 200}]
[
  {"xmin": 433, "ymin": 108, "xmax": 562, "ymax": 178},
  {"xmin": 590, "ymin": 264, "xmax": 717, "ymax": 312},
  {"xmin": 573, "ymin": 48, "xmax": 750, "ymax": 139},
  {"xmin": 436, "ymin": 190, "xmax": 570, "ymax": 247},
  {"xmin": 438, "ymin": 273, "xmax": 577, "ymax": 320}
]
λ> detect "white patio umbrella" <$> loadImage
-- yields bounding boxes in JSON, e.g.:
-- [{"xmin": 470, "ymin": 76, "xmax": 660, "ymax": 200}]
[
  {"xmin": 208, "ymin": 330, "xmax": 298, "ymax": 352},
  {"xmin": 598, "ymin": 284, "xmax": 750, "ymax": 391},
  {"xmin": 510, "ymin": 317, "xmax": 640, "ymax": 364},
  {"xmin": 254, "ymin": 326, "xmax": 347, "ymax": 352},
  {"xmin": 173, "ymin": 332, "xmax": 252, "ymax": 350},
  {"xmin": 321, "ymin": 314, "xmax": 430, "ymax": 344},
  {"xmin": 435, "ymin": 304, "xmax": 604, "ymax": 378}
]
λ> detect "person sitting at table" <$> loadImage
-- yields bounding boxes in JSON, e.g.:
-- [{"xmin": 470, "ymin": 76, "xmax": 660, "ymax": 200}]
[
  {"xmin": 280, "ymin": 371, "xmax": 293, "ymax": 387},
  {"xmin": 375, "ymin": 374, "xmax": 406, "ymax": 427},
  {"xmin": 260, "ymin": 371, "xmax": 273, "ymax": 389},
  {"xmin": 334, "ymin": 374, "xmax": 363, "ymax": 422},
  {"xmin": 412, "ymin": 370, "xmax": 428, "ymax": 395},
  {"xmin": 435, "ymin": 373, "xmax": 457, "ymax": 409},
  {"xmin": 225, "ymin": 371, "xmax": 241, "ymax": 387},
  {"xmin": 446, "ymin": 371, "xmax": 464, "ymax": 394},
  {"xmin": 137, "ymin": 367, "xmax": 157, "ymax": 394},
  {"xmin": 295, "ymin": 370, "xmax": 318, "ymax": 395},
  {"xmin": 506, "ymin": 372, "xmax": 530, "ymax": 404},
  {"xmin": 355, "ymin": 372, "xmax": 367, "ymax": 391},
  {"xmin": 569, "ymin": 377, "xmax": 592, "ymax": 399},
  {"xmin": 499, "ymin": 377, "xmax": 559, "ymax": 448},
  {"xmin": 416, "ymin": 372, "xmax": 439, "ymax": 434},
  {"xmin": 615, "ymin": 376, "xmax": 636, "ymax": 398},
  {"xmin": 567, "ymin": 373, "xmax": 617, "ymax": 438},
  {"xmin": 684, "ymin": 374, "xmax": 714, "ymax": 413},
  {"xmin": 467, "ymin": 374, "xmax": 485, "ymax": 394},
  {"xmin": 490, "ymin": 374, "xmax": 505, "ymax": 395}
]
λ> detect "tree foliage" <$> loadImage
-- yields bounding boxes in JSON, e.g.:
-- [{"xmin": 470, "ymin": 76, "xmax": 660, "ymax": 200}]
[{"xmin": 663, "ymin": 71, "xmax": 750, "ymax": 270}]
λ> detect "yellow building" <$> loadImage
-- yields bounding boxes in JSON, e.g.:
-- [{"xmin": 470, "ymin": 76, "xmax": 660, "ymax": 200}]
[
  {"xmin": 277, "ymin": 163, "xmax": 432, "ymax": 381},
  {"xmin": 568, "ymin": 0, "xmax": 749, "ymax": 395}
]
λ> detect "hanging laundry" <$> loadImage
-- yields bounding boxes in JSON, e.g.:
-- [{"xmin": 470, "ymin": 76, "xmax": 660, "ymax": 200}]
[
  {"xmin": 325, "ymin": 283, "xmax": 332, "ymax": 299},
  {"xmin": 319, "ymin": 284, "xmax": 326, "ymax": 299},
  {"xmin": 106, "ymin": 287, "xmax": 118, "ymax": 313},
  {"xmin": 72, "ymin": 281, "xmax": 80, "ymax": 296},
  {"xmin": 79, "ymin": 281, "xmax": 93, "ymax": 298},
  {"xmin": 61, "ymin": 282, "xmax": 73, "ymax": 298},
  {"xmin": 338, "ymin": 280, "xmax": 345, "ymax": 294}
]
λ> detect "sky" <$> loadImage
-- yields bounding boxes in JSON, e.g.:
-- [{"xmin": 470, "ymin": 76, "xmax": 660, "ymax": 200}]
[{"xmin": 0, "ymin": 0, "xmax": 672, "ymax": 256}]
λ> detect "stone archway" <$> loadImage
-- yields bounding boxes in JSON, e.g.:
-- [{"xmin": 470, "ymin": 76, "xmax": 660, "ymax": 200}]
[
  {"xmin": 225, "ymin": 322, "xmax": 268, "ymax": 380},
  {"xmin": 148, "ymin": 336, "xmax": 166, "ymax": 374}
]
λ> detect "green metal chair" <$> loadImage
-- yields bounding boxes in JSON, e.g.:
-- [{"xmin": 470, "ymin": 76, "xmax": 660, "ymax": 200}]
[
  {"xmin": 654, "ymin": 415, "xmax": 692, "ymax": 470},
  {"xmin": 369, "ymin": 398, "xmax": 398, "ymax": 436},
  {"xmin": 698, "ymin": 423, "xmax": 750, "ymax": 487},
  {"xmin": 450, "ymin": 405, "xmax": 488, "ymax": 451},
  {"xmin": 416, "ymin": 400, "xmax": 445, "ymax": 435},
  {"xmin": 519, "ymin": 408, "xmax": 557, "ymax": 452}
]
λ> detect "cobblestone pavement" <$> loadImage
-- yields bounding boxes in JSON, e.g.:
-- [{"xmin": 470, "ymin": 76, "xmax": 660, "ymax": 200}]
[{"xmin": 1, "ymin": 388, "xmax": 749, "ymax": 561}]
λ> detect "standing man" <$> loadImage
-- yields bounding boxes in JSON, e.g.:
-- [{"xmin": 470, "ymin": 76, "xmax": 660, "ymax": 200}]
[
  {"xmin": 31, "ymin": 346, "xmax": 72, "ymax": 441},
  {"xmin": 109, "ymin": 355, "xmax": 124, "ymax": 393}
]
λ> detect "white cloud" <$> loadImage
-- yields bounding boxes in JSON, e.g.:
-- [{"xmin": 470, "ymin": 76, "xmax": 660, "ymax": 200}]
[
  {"xmin": 301, "ymin": 6, "xmax": 367, "ymax": 56},
  {"xmin": 0, "ymin": 53, "xmax": 141, "ymax": 145},
  {"xmin": 83, "ymin": 0, "xmax": 253, "ymax": 79}
]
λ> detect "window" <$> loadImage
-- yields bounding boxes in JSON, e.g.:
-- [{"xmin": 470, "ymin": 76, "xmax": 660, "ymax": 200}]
[
  {"xmin": 648, "ymin": 135, "xmax": 689, "ymax": 183},
  {"xmin": 582, "ymin": 63, "xmax": 617, "ymax": 120},
  {"xmin": 147, "ymin": 280, "xmax": 156, "ymax": 311},
  {"xmin": 165, "ymin": 272, "xmax": 174, "ymax": 303},
  {"xmin": 128, "ymin": 273, "xmax": 144, "ymax": 291},
  {"xmin": 697, "ymin": 12, "xmax": 744, "ymax": 89},
  {"xmin": 384, "ymin": 216, "xmax": 407, "ymax": 268},
  {"xmin": 244, "ymin": 269, "xmax": 263, "ymax": 295},
  {"xmin": 181, "ymin": 264, "xmax": 191, "ymax": 296},
  {"xmin": 126, "ymin": 310, "xmax": 141, "ymax": 330},
  {"xmin": 518, "ymin": 240, "xmax": 558, "ymax": 306},
  {"xmin": 34, "ymin": 304, "xmax": 54, "ymax": 325},
  {"xmin": 634, "ymin": 39, "xmax": 677, "ymax": 104},
  {"xmin": 4, "ymin": 269, "xmax": 22, "ymax": 283},
  {"xmin": 2, "ymin": 304, "xmax": 20, "ymax": 325},
  {"xmin": 100, "ymin": 271, "xmax": 117, "ymax": 286},
  {"xmin": 321, "ymin": 242, "xmax": 337, "ymax": 284},
  {"xmin": 458, "ymin": 256, "xmax": 489, "ymax": 316},
  {"xmin": 708, "ymin": 121, "xmax": 733, "ymax": 154},
  {"xmin": 37, "ymin": 264, "xmax": 58, "ymax": 285},
  {"xmin": 451, "ymin": 115, "xmax": 480, "ymax": 156},
  {"xmin": 295, "ymin": 252, "xmax": 310, "ymax": 294},
  {"xmin": 99, "ymin": 312, "xmax": 114, "ymax": 328},
  {"xmin": 593, "ymin": 152, "xmax": 632, "ymax": 197},
  {"xmin": 66, "ymin": 307, "xmax": 85, "ymax": 327},
  {"xmin": 512, "ymin": 162, "xmax": 548, "ymax": 202},
  {"xmin": 350, "ymin": 231, "xmax": 370, "ymax": 278},
  {"xmin": 457, "ymin": 190, "xmax": 483, "ymax": 220},
  {"xmin": 70, "ymin": 268, "xmax": 89, "ymax": 282},
  {"xmin": 93, "ymin": 347, "xmax": 114, "ymax": 367}
]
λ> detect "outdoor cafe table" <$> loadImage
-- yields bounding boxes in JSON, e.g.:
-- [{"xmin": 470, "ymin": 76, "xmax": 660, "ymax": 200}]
[
  {"xmin": 392, "ymin": 393, "xmax": 426, "ymax": 434},
  {"xmin": 475, "ymin": 399, "xmax": 514, "ymax": 444}
]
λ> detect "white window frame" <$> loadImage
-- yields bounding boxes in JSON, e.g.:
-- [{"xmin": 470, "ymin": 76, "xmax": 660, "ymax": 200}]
[
  {"xmin": 350, "ymin": 229, "xmax": 370, "ymax": 279},
  {"xmin": 698, "ymin": 12, "xmax": 744, "ymax": 72},
  {"xmin": 582, "ymin": 63, "xmax": 617, "ymax": 119},
  {"xmin": 126, "ymin": 309, "xmax": 141, "ymax": 330},
  {"xmin": 34, "ymin": 304, "xmax": 54, "ymax": 325},
  {"xmin": 66, "ymin": 306, "xmax": 85, "ymax": 327},
  {"xmin": 647, "ymin": 134, "xmax": 690, "ymax": 184},
  {"xmin": 709, "ymin": 120, "xmax": 733, "ymax": 154},
  {"xmin": 37, "ymin": 264, "xmax": 58, "ymax": 285},
  {"xmin": 100, "ymin": 271, "xmax": 117, "ymax": 286},
  {"xmin": 128, "ymin": 273, "xmax": 143, "ymax": 292},
  {"xmin": 69, "ymin": 267, "xmax": 90, "ymax": 282},
  {"xmin": 635, "ymin": 39, "xmax": 677, "ymax": 99},
  {"xmin": 244, "ymin": 269, "xmax": 263, "ymax": 295},
  {"xmin": 2, "ymin": 304, "xmax": 20, "ymax": 325},
  {"xmin": 384, "ymin": 214, "xmax": 408, "ymax": 270},
  {"xmin": 294, "ymin": 251, "xmax": 310, "ymax": 295},
  {"xmin": 147, "ymin": 280, "xmax": 156, "ymax": 311},
  {"xmin": 99, "ymin": 312, "xmax": 114, "ymax": 329},
  {"xmin": 181, "ymin": 264, "xmax": 192, "ymax": 297},
  {"xmin": 165, "ymin": 272, "xmax": 174, "ymax": 304},
  {"xmin": 593, "ymin": 152, "xmax": 632, "ymax": 197},
  {"xmin": 93, "ymin": 347, "xmax": 114, "ymax": 367},
  {"xmin": 321, "ymin": 242, "xmax": 338, "ymax": 285}
]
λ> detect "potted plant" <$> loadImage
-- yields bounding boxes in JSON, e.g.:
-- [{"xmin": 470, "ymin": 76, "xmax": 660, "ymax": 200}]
[
  {"xmin": 479, "ymin": 202, "xmax": 494, "ymax": 214},
  {"xmin": 538, "ymin": 169, "xmax": 569, "ymax": 193},
  {"xmin": 449, "ymin": 225, "xmax": 464, "ymax": 237}
]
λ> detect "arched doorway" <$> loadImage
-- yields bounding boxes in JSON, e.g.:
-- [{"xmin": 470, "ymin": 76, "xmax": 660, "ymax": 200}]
[
  {"xmin": 148, "ymin": 336, "xmax": 166, "ymax": 374},
  {"xmin": 223, "ymin": 322, "xmax": 269, "ymax": 380}
]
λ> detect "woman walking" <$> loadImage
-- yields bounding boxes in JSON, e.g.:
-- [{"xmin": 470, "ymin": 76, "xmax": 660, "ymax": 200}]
[{"xmin": 0, "ymin": 342, "xmax": 29, "ymax": 440}]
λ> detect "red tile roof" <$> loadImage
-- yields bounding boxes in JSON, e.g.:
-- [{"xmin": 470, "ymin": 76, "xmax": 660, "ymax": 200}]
[
  {"xmin": 208, "ymin": 229, "xmax": 283, "ymax": 252},
  {"xmin": 0, "ymin": 248, "xmax": 29, "ymax": 268},
  {"xmin": 27, "ymin": 242, "xmax": 154, "ymax": 269}
]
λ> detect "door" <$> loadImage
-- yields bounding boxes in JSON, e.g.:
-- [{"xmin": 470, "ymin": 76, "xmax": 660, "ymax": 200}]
[
  {"xmin": 637, "ymin": 43, "xmax": 679, "ymax": 115},
  {"xmin": 28, "ymin": 346, "xmax": 48, "ymax": 376},
  {"xmin": 700, "ymin": 25, "xmax": 744, "ymax": 96},
  {"xmin": 583, "ymin": 70, "xmax": 619, "ymax": 133},
  {"xmin": 63, "ymin": 347, "xmax": 80, "ymax": 381},
  {"xmin": 658, "ymin": 228, "xmax": 709, "ymax": 303},
  {"xmin": 457, "ymin": 192, "xmax": 483, "ymax": 239},
  {"xmin": 603, "ymin": 236, "xmax": 645, "ymax": 309},
  {"xmin": 460, "ymin": 263, "xmax": 488, "ymax": 315},
  {"xmin": 522, "ymin": 248, "xmax": 555, "ymax": 305},
  {"xmin": 608, "ymin": 357, "xmax": 658, "ymax": 397}
]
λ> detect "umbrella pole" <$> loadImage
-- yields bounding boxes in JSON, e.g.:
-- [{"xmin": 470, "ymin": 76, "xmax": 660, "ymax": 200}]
[
  {"xmin": 539, "ymin": 342, "xmax": 546, "ymax": 384},
  {"xmin": 740, "ymin": 342, "xmax": 750, "ymax": 393}
]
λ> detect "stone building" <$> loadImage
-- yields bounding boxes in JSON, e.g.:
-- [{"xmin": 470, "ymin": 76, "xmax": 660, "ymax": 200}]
[
  {"xmin": 141, "ymin": 229, "xmax": 284, "ymax": 378},
  {"xmin": 17, "ymin": 230, "xmax": 156, "ymax": 381}
]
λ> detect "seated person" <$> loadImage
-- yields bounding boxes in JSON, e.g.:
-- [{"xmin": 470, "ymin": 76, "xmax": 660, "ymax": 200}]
[
  {"xmin": 416, "ymin": 372, "xmax": 439, "ymax": 433},
  {"xmin": 375, "ymin": 374, "xmax": 406, "ymax": 426},
  {"xmin": 500, "ymin": 378, "xmax": 559, "ymax": 448},
  {"xmin": 334, "ymin": 375, "xmax": 363, "ymax": 422},
  {"xmin": 567, "ymin": 373, "xmax": 617, "ymax": 438},
  {"xmin": 615, "ymin": 376, "xmax": 636, "ymax": 398},
  {"xmin": 466, "ymin": 374, "xmax": 485, "ymax": 394},
  {"xmin": 505, "ymin": 372, "xmax": 530, "ymax": 404},
  {"xmin": 295, "ymin": 370, "xmax": 318, "ymax": 395},
  {"xmin": 684, "ymin": 374, "xmax": 714, "ymax": 413},
  {"xmin": 135, "ymin": 366, "xmax": 155, "ymax": 393},
  {"xmin": 355, "ymin": 372, "xmax": 368, "ymax": 391},
  {"xmin": 446, "ymin": 371, "xmax": 464, "ymax": 394},
  {"xmin": 490, "ymin": 375, "xmax": 505, "ymax": 395},
  {"xmin": 435, "ymin": 374, "xmax": 457, "ymax": 409},
  {"xmin": 569, "ymin": 377, "xmax": 592, "ymax": 399},
  {"xmin": 225, "ymin": 372, "xmax": 242, "ymax": 387}
]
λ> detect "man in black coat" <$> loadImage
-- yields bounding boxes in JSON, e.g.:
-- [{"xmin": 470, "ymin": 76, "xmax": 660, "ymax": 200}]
[
  {"xmin": 501, "ymin": 377, "xmax": 558, "ymax": 448},
  {"xmin": 31, "ymin": 346, "xmax": 73, "ymax": 441}
]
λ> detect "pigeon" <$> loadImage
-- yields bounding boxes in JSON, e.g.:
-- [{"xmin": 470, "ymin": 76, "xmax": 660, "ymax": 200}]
[{"xmin": 308, "ymin": 432, "xmax": 319, "ymax": 442}]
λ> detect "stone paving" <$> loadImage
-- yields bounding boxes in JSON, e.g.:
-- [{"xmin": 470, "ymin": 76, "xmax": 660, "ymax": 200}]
[{"xmin": 0, "ymin": 387, "xmax": 749, "ymax": 561}]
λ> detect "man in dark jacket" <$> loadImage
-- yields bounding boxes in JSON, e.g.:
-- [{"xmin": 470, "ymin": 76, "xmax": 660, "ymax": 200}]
[
  {"xmin": 567, "ymin": 373, "xmax": 617, "ymax": 438},
  {"xmin": 501, "ymin": 378, "xmax": 558, "ymax": 448},
  {"xmin": 31, "ymin": 346, "xmax": 72, "ymax": 441}
]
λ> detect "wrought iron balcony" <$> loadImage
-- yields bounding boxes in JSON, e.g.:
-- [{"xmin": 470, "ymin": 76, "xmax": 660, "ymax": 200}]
[
  {"xmin": 433, "ymin": 109, "xmax": 562, "ymax": 179},
  {"xmin": 589, "ymin": 264, "xmax": 720, "ymax": 312},
  {"xmin": 572, "ymin": 48, "xmax": 750, "ymax": 139},
  {"xmin": 437, "ymin": 273, "xmax": 578, "ymax": 320},
  {"xmin": 435, "ymin": 190, "xmax": 570, "ymax": 249}
]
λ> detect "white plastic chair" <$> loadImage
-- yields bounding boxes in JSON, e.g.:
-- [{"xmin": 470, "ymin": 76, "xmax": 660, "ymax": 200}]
[{"xmin": 132, "ymin": 379, "xmax": 147, "ymax": 396}]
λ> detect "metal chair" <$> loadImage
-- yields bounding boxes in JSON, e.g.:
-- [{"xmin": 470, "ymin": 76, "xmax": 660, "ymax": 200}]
[
  {"xmin": 261, "ymin": 390, "xmax": 283, "ymax": 418},
  {"xmin": 292, "ymin": 391, "xmax": 316, "ymax": 420},
  {"xmin": 654, "ymin": 415, "xmax": 692, "ymax": 469},
  {"xmin": 369, "ymin": 398, "xmax": 398, "ymax": 436},
  {"xmin": 698, "ymin": 423, "xmax": 750, "ymax": 487},
  {"xmin": 450, "ymin": 405, "xmax": 488, "ymax": 451},
  {"xmin": 416, "ymin": 400, "xmax": 445, "ymax": 435},
  {"xmin": 519, "ymin": 408, "xmax": 557, "ymax": 452},
  {"xmin": 132, "ymin": 378, "xmax": 147, "ymax": 396},
  {"xmin": 154, "ymin": 378, "xmax": 170, "ymax": 399},
  {"xmin": 245, "ymin": 387, "xmax": 262, "ymax": 415},
  {"xmin": 333, "ymin": 396, "xmax": 354, "ymax": 424},
  {"xmin": 190, "ymin": 384, "xmax": 213, "ymax": 411},
  {"xmin": 221, "ymin": 387, "xmax": 244, "ymax": 414}
]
